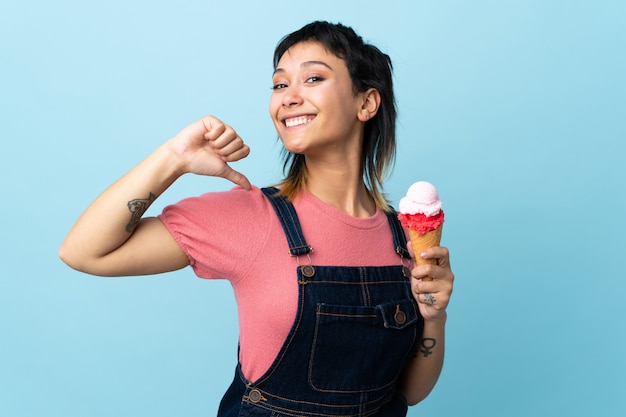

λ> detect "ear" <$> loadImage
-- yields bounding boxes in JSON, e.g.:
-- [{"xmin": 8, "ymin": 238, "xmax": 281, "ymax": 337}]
[{"xmin": 357, "ymin": 88, "xmax": 381, "ymax": 122}]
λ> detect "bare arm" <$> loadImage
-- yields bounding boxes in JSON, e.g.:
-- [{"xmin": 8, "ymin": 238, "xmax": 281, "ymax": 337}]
[
  {"xmin": 58, "ymin": 116, "xmax": 251, "ymax": 277},
  {"xmin": 398, "ymin": 245, "xmax": 454, "ymax": 405}
]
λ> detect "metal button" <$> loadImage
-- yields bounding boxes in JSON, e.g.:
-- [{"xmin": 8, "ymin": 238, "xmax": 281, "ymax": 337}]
[
  {"xmin": 248, "ymin": 389, "xmax": 262, "ymax": 403},
  {"xmin": 300, "ymin": 265, "xmax": 315, "ymax": 277},
  {"xmin": 402, "ymin": 266, "xmax": 411, "ymax": 278},
  {"xmin": 394, "ymin": 310, "xmax": 407, "ymax": 325}
]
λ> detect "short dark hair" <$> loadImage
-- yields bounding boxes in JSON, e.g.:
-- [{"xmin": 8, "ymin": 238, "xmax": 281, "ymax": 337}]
[{"xmin": 273, "ymin": 21, "xmax": 397, "ymax": 210}]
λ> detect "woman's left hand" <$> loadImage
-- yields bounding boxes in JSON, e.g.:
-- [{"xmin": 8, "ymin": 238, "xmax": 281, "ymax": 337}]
[{"xmin": 407, "ymin": 243, "xmax": 454, "ymax": 321}]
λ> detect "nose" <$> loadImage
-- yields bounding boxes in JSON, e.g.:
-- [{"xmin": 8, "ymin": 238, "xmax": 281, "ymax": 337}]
[{"xmin": 282, "ymin": 85, "xmax": 303, "ymax": 107}]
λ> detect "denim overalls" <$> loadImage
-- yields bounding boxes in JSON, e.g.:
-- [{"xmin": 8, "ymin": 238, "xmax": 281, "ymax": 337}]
[{"xmin": 217, "ymin": 187, "xmax": 423, "ymax": 417}]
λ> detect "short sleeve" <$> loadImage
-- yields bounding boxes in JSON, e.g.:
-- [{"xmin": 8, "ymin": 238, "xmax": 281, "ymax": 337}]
[{"xmin": 158, "ymin": 186, "xmax": 272, "ymax": 282}]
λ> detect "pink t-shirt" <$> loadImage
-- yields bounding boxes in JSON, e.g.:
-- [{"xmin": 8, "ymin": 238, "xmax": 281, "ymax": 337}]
[{"xmin": 158, "ymin": 186, "xmax": 404, "ymax": 383}]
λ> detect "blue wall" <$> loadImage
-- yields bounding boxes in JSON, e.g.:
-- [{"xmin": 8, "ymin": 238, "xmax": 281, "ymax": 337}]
[{"xmin": 1, "ymin": 1, "xmax": 624, "ymax": 416}]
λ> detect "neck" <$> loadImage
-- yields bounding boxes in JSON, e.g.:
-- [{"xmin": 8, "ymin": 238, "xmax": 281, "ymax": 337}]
[{"xmin": 303, "ymin": 156, "xmax": 376, "ymax": 218}]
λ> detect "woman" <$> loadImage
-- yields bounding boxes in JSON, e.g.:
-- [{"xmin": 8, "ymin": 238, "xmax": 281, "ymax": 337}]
[{"xmin": 59, "ymin": 21, "xmax": 454, "ymax": 416}]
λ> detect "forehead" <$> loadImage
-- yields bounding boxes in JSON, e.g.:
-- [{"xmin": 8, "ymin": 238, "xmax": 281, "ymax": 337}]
[{"xmin": 274, "ymin": 40, "xmax": 346, "ymax": 71}]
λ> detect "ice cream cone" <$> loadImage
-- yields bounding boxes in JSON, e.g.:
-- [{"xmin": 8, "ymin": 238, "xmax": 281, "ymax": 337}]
[
  {"xmin": 409, "ymin": 224, "xmax": 443, "ymax": 281},
  {"xmin": 398, "ymin": 181, "xmax": 445, "ymax": 281}
]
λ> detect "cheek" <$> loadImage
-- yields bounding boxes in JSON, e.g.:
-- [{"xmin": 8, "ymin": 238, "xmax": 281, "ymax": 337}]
[
  {"xmin": 268, "ymin": 100, "xmax": 284, "ymax": 133},
  {"xmin": 269, "ymin": 95, "xmax": 281, "ymax": 117}
]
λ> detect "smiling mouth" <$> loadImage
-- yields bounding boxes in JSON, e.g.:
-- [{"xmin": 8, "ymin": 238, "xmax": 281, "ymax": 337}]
[{"xmin": 284, "ymin": 116, "xmax": 314, "ymax": 128}]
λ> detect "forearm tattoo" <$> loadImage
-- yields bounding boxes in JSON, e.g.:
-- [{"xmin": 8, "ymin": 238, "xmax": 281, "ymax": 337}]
[
  {"xmin": 125, "ymin": 192, "xmax": 156, "ymax": 233},
  {"xmin": 418, "ymin": 338, "xmax": 437, "ymax": 357}
]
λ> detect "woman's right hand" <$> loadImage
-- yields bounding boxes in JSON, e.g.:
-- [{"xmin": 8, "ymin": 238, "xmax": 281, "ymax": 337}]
[
  {"xmin": 59, "ymin": 115, "xmax": 251, "ymax": 276},
  {"xmin": 167, "ymin": 115, "xmax": 251, "ymax": 189}
]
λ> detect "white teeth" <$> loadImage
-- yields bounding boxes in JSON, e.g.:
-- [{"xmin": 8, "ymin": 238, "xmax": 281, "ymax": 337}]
[{"xmin": 285, "ymin": 116, "xmax": 312, "ymax": 127}]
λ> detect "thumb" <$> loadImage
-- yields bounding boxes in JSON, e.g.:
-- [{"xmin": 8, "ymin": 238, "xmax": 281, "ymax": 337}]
[{"xmin": 221, "ymin": 166, "xmax": 252, "ymax": 191}]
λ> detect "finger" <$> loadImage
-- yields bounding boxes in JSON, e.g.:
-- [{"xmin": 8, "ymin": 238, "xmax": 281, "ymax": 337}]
[
  {"xmin": 408, "ymin": 241, "xmax": 447, "ymax": 265},
  {"xmin": 421, "ymin": 292, "xmax": 437, "ymax": 306},
  {"xmin": 411, "ymin": 283, "xmax": 438, "ymax": 306},
  {"xmin": 416, "ymin": 268, "xmax": 454, "ymax": 290},
  {"xmin": 418, "ymin": 245, "xmax": 447, "ymax": 260},
  {"xmin": 412, "ymin": 263, "xmax": 440, "ymax": 281},
  {"xmin": 205, "ymin": 130, "xmax": 237, "ymax": 148},
  {"xmin": 201, "ymin": 116, "xmax": 227, "ymax": 140},
  {"xmin": 220, "ymin": 166, "xmax": 252, "ymax": 191},
  {"xmin": 212, "ymin": 136, "xmax": 249, "ymax": 159},
  {"xmin": 413, "ymin": 280, "xmax": 451, "ymax": 304},
  {"xmin": 420, "ymin": 246, "xmax": 451, "ymax": 268},
  {"xmin": 413, "ymin": 275, "xmax": 453, "ymax": 303},
  {"xmin": 220, "ymin": 145, "xmax": 251, "ymax": 162}
]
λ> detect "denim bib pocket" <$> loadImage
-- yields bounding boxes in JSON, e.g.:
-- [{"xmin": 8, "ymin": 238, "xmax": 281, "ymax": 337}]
[{"xmin": 309, "ymin": 299, "xmax": 419, "ymax": 392}]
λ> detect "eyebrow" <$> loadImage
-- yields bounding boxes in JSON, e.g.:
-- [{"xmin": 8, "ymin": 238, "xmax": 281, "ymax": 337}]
[{"xmin": 273, "ymin": 60, "xmax": 334, "ymax": 75}]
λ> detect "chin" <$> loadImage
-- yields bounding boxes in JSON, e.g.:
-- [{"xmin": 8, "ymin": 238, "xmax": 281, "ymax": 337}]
[
  {"xmin": 283, "ymin": 146, "xmax": 307, "ymax": 156},
  {"xmin": 279, "ymin": 139, "xmax": 307, "ymax": 155}
]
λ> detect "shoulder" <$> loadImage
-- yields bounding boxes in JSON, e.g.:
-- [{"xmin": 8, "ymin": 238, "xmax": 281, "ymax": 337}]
[
  {"xmin": 158, "ymin": 185, "xmax": 275, "ymax": 251},
  {"xmin": 157, "ymin": 186, "xmax": 277, "ymax": 279},
  {"xmin": 161, "ymin": 185, "xmax": 269, "ymax": 220}
]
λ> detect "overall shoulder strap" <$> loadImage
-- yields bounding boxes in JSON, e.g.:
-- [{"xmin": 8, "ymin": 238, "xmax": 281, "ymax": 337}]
[
  {"xmin": 384, "ymin": 209, "xmax": 412, "ymax": 260},
  {"xmin": 261, "ymin": 187, "xmax": 313, "ymax": 256}
]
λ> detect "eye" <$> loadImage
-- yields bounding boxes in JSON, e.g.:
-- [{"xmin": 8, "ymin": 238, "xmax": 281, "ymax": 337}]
[
  {"xmin": 271, "ymin": 83, "xmax": 288, "ymax": 90},
  {"xmin": 305, "ymin": 76, "xmax": 324, "ymax": 84}
]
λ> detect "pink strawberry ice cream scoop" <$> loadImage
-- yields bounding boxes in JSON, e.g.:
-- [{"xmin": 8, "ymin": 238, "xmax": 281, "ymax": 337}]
[{"xmin": 397, "ymin": 181, "xmax": 445, "ymax": 236}]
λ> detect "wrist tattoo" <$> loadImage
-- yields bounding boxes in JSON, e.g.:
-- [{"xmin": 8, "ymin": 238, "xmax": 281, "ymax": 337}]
[
  {"xmin": 125, "ymin": 192, "xmax": 156, "ymax": 232},
  {"xmin": 419, "ymin": 338, "xmax": 437, "ymax": 357}
]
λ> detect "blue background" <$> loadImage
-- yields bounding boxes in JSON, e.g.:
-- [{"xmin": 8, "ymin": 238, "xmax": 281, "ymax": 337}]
[{"xmin": 1, "ymin": 1, "xmax": 624, "ymax": 416}]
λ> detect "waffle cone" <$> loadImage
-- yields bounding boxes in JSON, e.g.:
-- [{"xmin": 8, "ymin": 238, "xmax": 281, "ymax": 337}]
[{"xmin": 409, "ymin": 225, "xmax": 443, "ymax": 281}]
